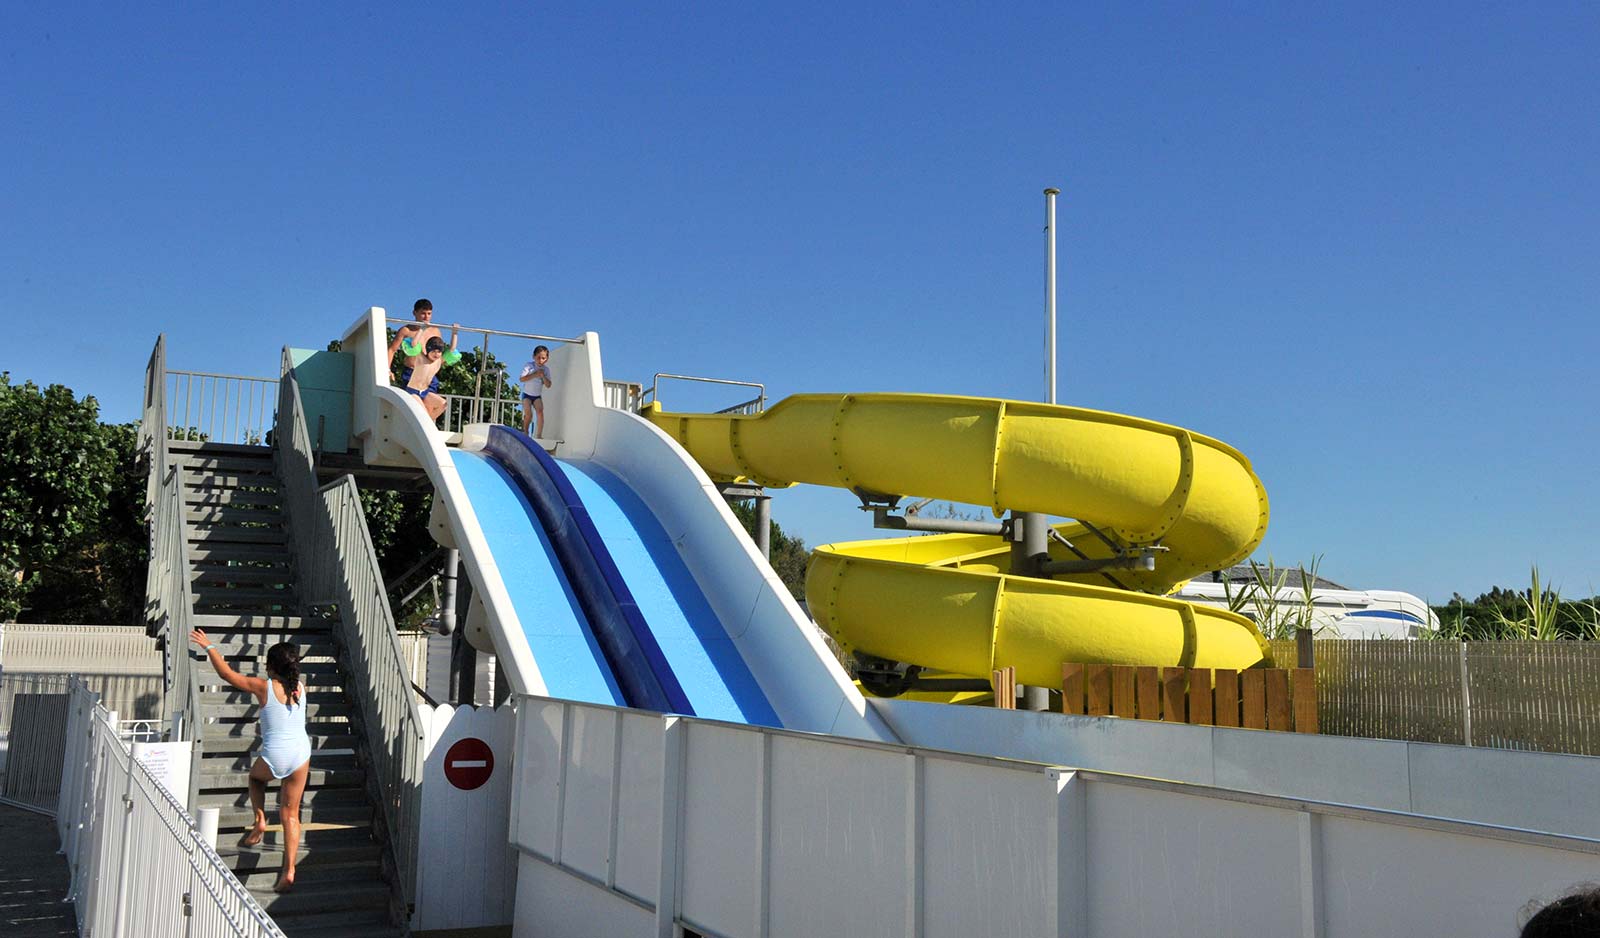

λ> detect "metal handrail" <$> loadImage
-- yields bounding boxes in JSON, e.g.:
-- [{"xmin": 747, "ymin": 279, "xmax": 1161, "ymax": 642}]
[
  {"xmin": 645, "ymin": 372, "xmax": 768, "ymax": 414},
  {"xmin": 275, "ymin": 348, "xmax": 425, "ymax": 916},
  {"xmin": 140, "ymin": 337, "xmax": 203, "ymax": 797}
]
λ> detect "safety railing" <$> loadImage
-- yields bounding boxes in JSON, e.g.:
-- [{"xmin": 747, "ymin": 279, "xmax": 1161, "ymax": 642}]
[
  {"xmin": 644, "ymin": 372, "xmax": 767, "ymax": 415},
  {"xmin": 140, "ymin": 338, "xmax": 204, "ymax": 791},
  {"xmin": 382, "ymin": 316, "xmax": 582, "ymax": 419},
  {"xmin": 58, "ymin": 678, "xmax": 286, "ymax": 938},
  {"xmin": 604, "ymin": 380, "xmax": 644, "ymax": 413},
  {"xmin": 276, "ymin": 349, "xmax": 425, "ymax": 915},
  {"xmin": 167, "ymin": 369, "xmax": 279, "ymax": 445}
]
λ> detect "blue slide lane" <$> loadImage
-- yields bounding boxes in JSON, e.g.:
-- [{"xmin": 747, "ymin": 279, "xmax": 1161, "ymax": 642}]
[
  {"xmin": 481, "ymin": 428, "xmax": 695, "ymax": 716},
  {"xmin": 449, "ymin": 450, "xmax": 626, "ymax": 707},
  {"xmin": 555, "ymin": 458, "xmax": 781, "ymax": 728}
]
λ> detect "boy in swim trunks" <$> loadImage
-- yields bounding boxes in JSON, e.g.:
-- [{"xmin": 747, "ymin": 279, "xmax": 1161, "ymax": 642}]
[
  {"xmin": 405, "ymin": 337, "xmax": 452, "ymax": 423},
  {"xmin": 388, "ymin": 298, "xmax": 459, "ymax": 393},
  {"xmin": 519, "ymin": 345, "xmax": 552, "ymax": 437}
]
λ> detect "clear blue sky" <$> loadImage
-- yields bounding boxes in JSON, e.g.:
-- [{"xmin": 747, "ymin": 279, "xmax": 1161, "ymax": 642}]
[{"xmin": 6, "ymin": 4, "xmax": 1597, "ymax": 602}]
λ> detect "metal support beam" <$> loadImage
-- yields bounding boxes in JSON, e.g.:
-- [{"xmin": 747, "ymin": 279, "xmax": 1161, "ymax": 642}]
[
  {"xmin": 439, "ymin": 548, "xmax": 460, "ymax": 635},
  {"xmin": 755, "ymin": 495, "xmax": 771, "ymax": 560},
  {"xmin": 873, "ymin": 508, "xmax": 1006, "ymax": 536}
]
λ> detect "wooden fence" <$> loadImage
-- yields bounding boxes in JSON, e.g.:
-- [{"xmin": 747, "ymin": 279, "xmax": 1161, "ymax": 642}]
[
  {"xmin": 995, "ymin": 664, "xmax": 1318, "ymax": 733},
  {"xmin": 1267, "ymin": 639, "xmax": 1600, "ymax": 756}
]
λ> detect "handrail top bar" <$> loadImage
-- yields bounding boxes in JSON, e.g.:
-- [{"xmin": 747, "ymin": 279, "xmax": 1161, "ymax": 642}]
[
  {"xmin": 381, "ymin": 317, "xmax": 585, "ymax": 345},
  {"xmin": 166, "ymin": 368, "xmax": 278, "ymax": 382},
  {"xmin": 652, "ymin": 372, "xmax": 765, "ymax": 391}
]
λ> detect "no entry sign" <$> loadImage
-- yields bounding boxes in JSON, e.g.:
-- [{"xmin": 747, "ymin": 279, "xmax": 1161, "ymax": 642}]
[{"xmin": 443, "ymin": 737, "xmax": 495, "ymax": 791}]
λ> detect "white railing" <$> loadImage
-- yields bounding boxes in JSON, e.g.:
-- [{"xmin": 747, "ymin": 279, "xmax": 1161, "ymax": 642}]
[
  {"xmin": 643, "ymin": 372, "xmax": 767, "ymax": 415},
  {"xmin": 167, "ymin": 369, "xmax": 279, "ymax": 445},
  {"xmin": 604, "ymin": 380, "xmax": 643, "ymax": 413},
  {"xmin": 58, "ymin": 678, "xmax": 286, "ymax": 938},
  {"xmin": 277, "ymin": 349, "xmax": 425, "ymax": 914}
]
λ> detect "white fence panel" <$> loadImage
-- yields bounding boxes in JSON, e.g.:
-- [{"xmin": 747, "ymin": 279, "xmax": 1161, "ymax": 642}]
[
  {"xmin": 414, "ymin": 702, "xmax": 518, "ymax": 931},
  {"xmin": 509, "ymin": 696, "xmax": 1600, "ymax": 938}
]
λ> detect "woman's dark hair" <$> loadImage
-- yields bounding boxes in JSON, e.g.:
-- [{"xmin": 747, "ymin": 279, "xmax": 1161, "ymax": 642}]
[
  {"xmin": 265, "ymin": 642, "xmax": 302, "ymax": 707},
  {"xmin": 1522, "ymin": 884, "xmax": 1600, "ymax": 937}
]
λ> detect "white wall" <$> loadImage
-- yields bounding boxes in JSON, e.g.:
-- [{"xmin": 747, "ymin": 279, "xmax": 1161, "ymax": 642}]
[
  {"xmin": 414, "ymin": 703, "xmax": 518, "ymax": 932},
  {"xmin": 509, "ymin": 695, "xmax": 1600, "ymax": 938},
  {"xmin": 870, "ymin": 697, "xmax": 1600, "ymax": 840}
]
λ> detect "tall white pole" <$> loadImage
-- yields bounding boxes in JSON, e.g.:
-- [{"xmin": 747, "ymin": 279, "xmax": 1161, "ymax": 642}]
[{"xmin": 1044, "ymin": 187, "xmax": 1060, "ymax": 405}]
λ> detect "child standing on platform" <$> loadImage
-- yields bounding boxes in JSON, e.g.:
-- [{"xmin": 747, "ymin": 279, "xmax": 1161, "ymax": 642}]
[{"xmin": 519, "ymin": 345, "xmax": 552, "ymax": 438}]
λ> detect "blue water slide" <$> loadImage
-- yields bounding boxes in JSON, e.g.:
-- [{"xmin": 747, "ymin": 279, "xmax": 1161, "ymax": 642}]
[
  {"xmin": 448, "ymin": 450, "xmax": 626, "ymax": 707},
  {"xmin": 480, "ymin": 428, "xmax": 695, "ymax": 716}
]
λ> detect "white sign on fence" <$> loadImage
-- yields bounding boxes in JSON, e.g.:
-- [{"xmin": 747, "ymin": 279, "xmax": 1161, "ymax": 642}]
[
  {"xmin": 413, "ymin": 703, "xmax": 518, "ymax": 932},
  {"xmin": 130, "ymin": 741, "xmax": 191, "ymax": 804}
]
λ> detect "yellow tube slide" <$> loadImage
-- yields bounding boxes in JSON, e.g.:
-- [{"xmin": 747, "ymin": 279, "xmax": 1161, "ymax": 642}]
[{"xmin": 645, "ymin": 393, "xmax": 1271, "ymax": 680}]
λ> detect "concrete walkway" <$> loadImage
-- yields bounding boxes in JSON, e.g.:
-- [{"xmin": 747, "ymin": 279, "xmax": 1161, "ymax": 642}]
[{"xmin": 0, "ymin": 803, "xmax": 76, "ymax": 937}]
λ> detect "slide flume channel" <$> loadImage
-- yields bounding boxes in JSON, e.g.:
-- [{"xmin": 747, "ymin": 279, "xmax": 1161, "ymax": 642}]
[{"xmin": 645, "ymin": 392, "xmax": 1274, "ymax": 687}]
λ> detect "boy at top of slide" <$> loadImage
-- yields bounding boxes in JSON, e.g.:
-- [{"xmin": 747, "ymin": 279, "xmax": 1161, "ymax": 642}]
[{"xmin": 388, "ymin": 298, "xmax": 459, "ymax": 391}]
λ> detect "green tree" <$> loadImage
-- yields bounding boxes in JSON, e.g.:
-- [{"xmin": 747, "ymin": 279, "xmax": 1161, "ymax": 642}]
[{"xmin": 0, "ymin": 375, "xmax": 146, "ymax": 623}]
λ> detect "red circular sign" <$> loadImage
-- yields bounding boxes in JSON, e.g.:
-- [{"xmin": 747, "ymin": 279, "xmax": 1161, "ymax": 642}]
[{"xmin": 443, "ymin": 737, "xmax": 495, "ymax": 791}]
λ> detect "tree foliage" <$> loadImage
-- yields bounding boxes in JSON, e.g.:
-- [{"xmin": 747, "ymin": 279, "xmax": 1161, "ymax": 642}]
[
  {"xmin": 0, "ymin": 374, "xmax": 147, "ymax": 623},
  {"xmin": 1431, "ymin": 574, "xmax": 1600, "ymax": 641},
  {"xmin": 728, "ymin": 500, "xmax": 809, "ymax": 602}
]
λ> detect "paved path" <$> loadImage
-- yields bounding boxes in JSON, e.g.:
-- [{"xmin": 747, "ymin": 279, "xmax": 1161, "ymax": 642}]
[{"xmin": 0, "ymin": 802, "xmax": 76, "ymax": 937}]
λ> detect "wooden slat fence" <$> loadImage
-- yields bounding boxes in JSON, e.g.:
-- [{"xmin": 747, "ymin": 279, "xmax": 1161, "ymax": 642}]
[
  {"xmin": 1040, "ymin": 664, "xmax": 1318, "ymax": 733},
  {"xmin": 1266, "ymin": 639, "xmax": 1600, "ymax": 756}
]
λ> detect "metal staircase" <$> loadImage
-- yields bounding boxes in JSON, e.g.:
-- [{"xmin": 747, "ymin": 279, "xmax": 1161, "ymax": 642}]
[
  {"xmin": 173, "ymin": 440, "xmax": 403, "ymax": 937},
  {"xmin": 141, "ymin": 336, "xmax": 420, "ymax": 938}
]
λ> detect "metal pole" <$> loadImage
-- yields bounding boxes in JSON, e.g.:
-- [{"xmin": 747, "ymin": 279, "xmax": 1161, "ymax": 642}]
[
  {"xmin": 755, "ymin": 496, "xmax": 772, "ymax": 561},
  {"xmin": 1459, "ymin": 642, "xmax": 1473, "ymax": 747},
  {"xmin": 440, "ymin": 549, "xmax": 459, "ymax": 636},
  {"xmin": 1044, "ymin": 186, "xmax": 1060, "ymax": 406}
]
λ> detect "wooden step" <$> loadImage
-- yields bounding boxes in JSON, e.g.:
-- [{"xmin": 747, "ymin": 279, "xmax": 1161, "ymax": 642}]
[
  {"xmin": 275, "ymin": 920, "xmax": 401, "ymax": 938},
  {"xmin": 213, "ymin": 688, "xmax": 345, "ymax": 707},
  {"xmin": 184, "ymin": 472, "xmax": 282, "ymax": 491},
  {"xmin": 189, "ymin": 543, "xmax": 292, "ymax": 563},
  {"xmin": 192, "ymin": 613, "xmax": 319, "ymax": 631},
  {"xmin": 186, "ymin": 505, "xmax": 285, "ymax": 525},
  {"xmin": 188, "ymin": 525, "xmax": 288, "ymax": 545},
  {"xmin": 179, "ymin": 454, "xmax": 277, "ymax": 473},
  {"xmin": 203, "ymin": 700, "xmax": 354, "ymax": 724},
  {"xmin": 186, "ymin": 487, "xmax": 283, "ymax": 508},
  {"xmin": 193, "ymin": 585, "xmax": 297, "ymax": 604},
  {"xmin": 199, "ymin": 785, "xmax": 368, "ymax": 811},
  {"xmin": 193, "ymin": 568, "xmax": 296, "ymax": 587},
  {"xmin": 216, "ymin": 824, "xmax": 382, "ymax": 860},
  {"xmin": 199, "ymin": 763, "xmax": 364, "ymax": 790},
  {"xmin": 168, "ymin": 441, "xmax": 271, "ymax": 457},
  {"xmin": 202, "ymin": 750, "xmax": 358, "ymax": 774},
  {"xmin": 213, "ymin": 799, "xmax": 371, "ymax": 831},
  {"xmin": 249, "ymin": 879, "xmax": 390, "ymax": 917}
]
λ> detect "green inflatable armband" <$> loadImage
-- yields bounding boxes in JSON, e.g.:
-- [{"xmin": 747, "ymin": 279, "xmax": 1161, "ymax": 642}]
[
  {"xmin": 400, "ymin": 337, "xmax": 423, "ymax": 357},
  {"xmin": 442, "ymin": 349, "xmax": 461, "ymax": 365}
]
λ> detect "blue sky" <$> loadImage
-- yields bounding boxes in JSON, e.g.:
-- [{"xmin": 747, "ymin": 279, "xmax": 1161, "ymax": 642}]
[{"xmin": 5, "ymin": 3, "xmax": 1597, "ymax": 602}]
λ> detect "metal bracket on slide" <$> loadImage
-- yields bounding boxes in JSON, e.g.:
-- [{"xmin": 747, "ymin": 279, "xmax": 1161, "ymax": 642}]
[
  {"xmin": 855, "ymin": 488, "xmax": 1008, "ymax": 537},
  {"xmin": 1038, "ymin": 544, "xmax": 1167, "ymax": 576}
]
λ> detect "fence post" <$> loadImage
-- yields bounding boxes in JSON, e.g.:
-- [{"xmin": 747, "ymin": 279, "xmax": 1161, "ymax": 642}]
[
  {"xmin": 1296, "ymin": 628, "xmax": 1315, "ymax": 669},
  {"xmin": 110, "ymin": 731, "xmax": 138, "ymax": 938},
  {"xmin": 1459, "ymin": 642, "xmax": 1473, "ymax": 747}
]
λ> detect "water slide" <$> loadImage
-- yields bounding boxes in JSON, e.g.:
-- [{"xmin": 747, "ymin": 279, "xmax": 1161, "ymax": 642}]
[
  {"xmin": 340, "ymin": 309, "xmax": 893, "ymax": 740},
  {"xmin": 643, "ymin": 394, "xmax": 1273, "ymax": 689}
]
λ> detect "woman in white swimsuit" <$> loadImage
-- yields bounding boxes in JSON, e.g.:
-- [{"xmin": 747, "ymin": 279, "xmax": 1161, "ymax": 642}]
[{"xmin": 191, "ymin": 628, "xmax": 312, "ymax": 893}]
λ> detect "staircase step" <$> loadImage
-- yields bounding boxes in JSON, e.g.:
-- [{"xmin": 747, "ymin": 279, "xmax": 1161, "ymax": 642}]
[
  {"xmin": 276, "ymin": 920, "xmax": 401, "ymax": 938},
  {"xmin": 217, "ymin": 824, "xmax": 382, "ymax": 863},
  {"xmin": 200, "ymin": 763, "xmax": 365, "ymax": 790},
  {"xmin": 185, "ymin": 472, "xmax": 283, "ymax": 491},
  {"xmin": 169, "ymin": 440, "xmax": 271, "ymax": 457},
  {"xmin": 214, "ymin": 799, "xmax": 372, "ymax": 831},
  {"xmin": 199, "ymin": 785, "xmax": 368, "ymax": 811},
  {"xmin": 201, "ymin": 730, "xmax": 355, "ymax": 753},
  {"xmin": 186, "ymin": 505, "xmax": 286, "ymax": 525},
  {"xmin": 203, "ymin": 750, "xmax": 358, "ymax": 774},
  {"xmin": 192, "ymin": 613, "xmax": 320, "ymax": 631},
  {"xmin": 193, "ymin": 585, "xmax": 298, "ymax": 604},
  {"xmin": 204, "ymin": 701, "xmax": 354, "ymax": 724},
  {"xmin": 206, "ymin": 639, "xmax": 338, "ymax": 662},
  {"xmin": 189, "ymin": 543, "xmax": 293, "ymax": 563},
  {"xmin": 193, "ymin": 568, "xmax": 296, "ymax": 587},
  {"xmin": 186, "ymin": 487, "xmax": 283, "ymax": 508},
  {"xmin": 188, "ymin": 525, "xmax": 288, "ymax": 545},
  {"xmin": 249, "ymin": 879, "xmax": 390, "ymax": 917},
  {"xmin": 180, "ymin": 453, "xmax": 278, "ymax": 473},
  {"xmin": 213, "ymin": 688, "xmax": 345, "ymax": 707}
]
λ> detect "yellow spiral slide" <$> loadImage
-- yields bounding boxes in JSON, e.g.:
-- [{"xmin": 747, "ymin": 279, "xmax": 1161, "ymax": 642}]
[{"xmin": 644, "ymin": 393, "xmax": 1272, "ymax": 688}]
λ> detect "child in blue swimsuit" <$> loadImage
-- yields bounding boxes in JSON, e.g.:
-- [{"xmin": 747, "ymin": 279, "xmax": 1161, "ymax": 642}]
[{"xmin": 191, "ymin": 629, "xmax": 311, "ymax": 894}]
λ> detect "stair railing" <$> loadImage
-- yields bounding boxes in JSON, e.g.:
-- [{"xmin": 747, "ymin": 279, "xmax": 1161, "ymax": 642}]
[
  {"xmin": 274, "ymin": 348, "xmax": 425, "ymax": 918},
  {"xmin": 140, "ymin": 336, "xmax": 204, "ymax": 808}
]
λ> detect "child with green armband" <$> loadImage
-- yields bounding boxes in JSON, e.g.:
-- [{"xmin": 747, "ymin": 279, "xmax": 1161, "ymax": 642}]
[{"xmin": 388, "ymin": 298, "xmax": 460, "ymax": 394}]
